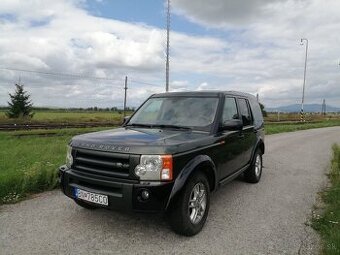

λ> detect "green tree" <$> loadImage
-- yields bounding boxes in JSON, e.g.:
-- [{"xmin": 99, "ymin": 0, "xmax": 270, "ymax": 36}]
[
  {"xmin": 259, "ymin": 102, "xmax": 267, "ymax": 117},
  {"xmin": 6, "ymin": 84, "xmax": 34, "ymax": 119}
]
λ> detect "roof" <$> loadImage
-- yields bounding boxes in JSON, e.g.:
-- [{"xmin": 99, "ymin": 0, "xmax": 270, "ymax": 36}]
[{"xmin": 152, "ymin": 90, "xmax": 256, "ymax": 99}]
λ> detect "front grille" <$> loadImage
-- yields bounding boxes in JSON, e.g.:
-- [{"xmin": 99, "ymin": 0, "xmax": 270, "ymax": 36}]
[{"xmin": 72, "ymin": 148, "xmax": 134, "ymax": 179}]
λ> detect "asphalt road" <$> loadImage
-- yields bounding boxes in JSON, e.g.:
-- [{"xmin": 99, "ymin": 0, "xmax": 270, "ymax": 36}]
[{"xmin": 1, "ymin": 126, "xmax": 340, "ymax": 255}]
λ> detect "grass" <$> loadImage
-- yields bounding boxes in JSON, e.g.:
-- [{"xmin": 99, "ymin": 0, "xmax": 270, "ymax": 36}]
[
  {"xmin": 312, "ymin": 144, "xmax": 340, "ymax": 255},
  {"xmin": 265, "ymin": 119, "xmax": 340, "ymax": 135},
  {"xmin": 0, "ymin": 127, "xmax": 112, "ymax": 204},
  {"xmin": 0, "ymin": 110, "xmax": 132, "ymax": 124}
]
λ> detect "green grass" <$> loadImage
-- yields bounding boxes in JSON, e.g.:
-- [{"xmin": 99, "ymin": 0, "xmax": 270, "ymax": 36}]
[
  {"xmin": 0, "ymin": 127, "xmax": 111, "ymax": 204},
  {"xmin": 312, "ymin": 145, "xmax": 340, "ymax": 255},
  {"xmin": 0, "ymin": 110, "xmax": 131, "ymax": 124},
  {"xmin": 265, "ymin": 119, "xmax": 340, "ymax": 135}
]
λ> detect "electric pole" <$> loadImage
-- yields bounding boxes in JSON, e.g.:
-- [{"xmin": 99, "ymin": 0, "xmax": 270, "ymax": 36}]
[
  {"xmin": 165, "ymin": 0, "xmax": 171, "ymax": 92},
  {"xmin": 322, "ymin": 99, "xmax": 326, "ymax": 115},
  {"xmin": 124, "ymin": 76, "xmax": 128, "ymax": 117},
  {"xmin": 300, "ymin": 38, "xmax": 308, "ymax": 122}
]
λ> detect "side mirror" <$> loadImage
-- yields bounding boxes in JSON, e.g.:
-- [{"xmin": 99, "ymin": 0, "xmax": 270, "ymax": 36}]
[
  {"xmin": 220, "ymin": 119, "xmax": 243, "ymax": 131},
  {"xmin": 122, "ymin": 116, "xmax": 130, "ymax": 126}
]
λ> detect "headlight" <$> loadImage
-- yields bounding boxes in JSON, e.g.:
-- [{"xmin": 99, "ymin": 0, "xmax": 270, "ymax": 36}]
[
  {"xmin": 135, "ymin": 155, "xmax": 173, "ymax": 181},
  {"xmin": 66, "ymin": 145, "xmax": 73, "ymax": 168}
]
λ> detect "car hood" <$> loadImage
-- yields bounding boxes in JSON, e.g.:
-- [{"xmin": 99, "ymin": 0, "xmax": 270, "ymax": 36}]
[{"xmin": 70, "ymin": 127, "xmax": 213, "ymax": 154}]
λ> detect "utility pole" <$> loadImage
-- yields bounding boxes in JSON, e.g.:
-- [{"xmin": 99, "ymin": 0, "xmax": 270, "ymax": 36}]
[
  {"xmin": 322, "ymin": 99, "xmax": 326, "ymax": 116},
  {"xmin": 165, "ymin": 0, "xmax": 171, "ymax": 92},
  {"xmin": 123, "ymin": 76, "xmax": 128, "ymax": 117},
  {"xmin": 300, "ymin": 38, "xmax": 308, "ymax": 122}
]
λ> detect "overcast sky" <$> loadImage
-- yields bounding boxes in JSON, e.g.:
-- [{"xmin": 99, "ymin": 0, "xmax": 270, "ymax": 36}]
[{"xmin": 0, "ymin": 0, "xmax": 339, "ymax": 108}]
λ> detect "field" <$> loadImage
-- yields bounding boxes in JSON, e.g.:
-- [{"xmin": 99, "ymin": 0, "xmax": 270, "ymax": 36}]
[
  {"xmin": 0, "ymin": 110, "xmax": 128, "ymax": 124},
  {"xmin": 265, "ymin": 119, "xmax": 340, "ymax": 134},
  {"xmin": 0, "ymin": 127, "xmax": 112, "ymax": 204},
  {"xmin": 0, "ymin": 110, "xmax": 340, "ymax": 204},
  {"xmin": 312, "ymin": 144, "xmax": 340, "ymax": 255}
]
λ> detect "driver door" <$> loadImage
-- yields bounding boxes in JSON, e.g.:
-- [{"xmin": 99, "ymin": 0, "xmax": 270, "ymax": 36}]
[{"xmin": 218, "ymin": 97, "xmax": 246, "ymax": 179}]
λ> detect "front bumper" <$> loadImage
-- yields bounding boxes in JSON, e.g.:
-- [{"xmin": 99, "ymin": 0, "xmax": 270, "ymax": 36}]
[{"xmin": 59, "ymin": 165, "xmax": 174, "ymax": 212}]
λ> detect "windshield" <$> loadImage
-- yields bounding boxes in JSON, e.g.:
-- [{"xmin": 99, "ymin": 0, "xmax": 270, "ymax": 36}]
[{"xmin": 127, "ymin": 96, "xmax": 219, "ymax": 131}]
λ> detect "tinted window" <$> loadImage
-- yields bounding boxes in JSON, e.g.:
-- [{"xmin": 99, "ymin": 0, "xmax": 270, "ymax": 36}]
[
  {"xmin": 249, "ymin": 98, "xmax": 264, "ymax": 128},
  {"xmin": 222, "ymin": 97, "xmax": 239, "ymax": 122},
  {"xmin": 129, "ymin": 97, "xmax": 219, "ymax": 131},
  {"xmin": 238, "ymin": 98, "xmax": 253, "ymax": 126}
]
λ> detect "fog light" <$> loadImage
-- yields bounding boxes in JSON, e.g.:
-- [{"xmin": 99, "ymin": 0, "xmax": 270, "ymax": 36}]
[{"xmin": 141, "ymin": 190, "xmax": 150, "ymax": 200}]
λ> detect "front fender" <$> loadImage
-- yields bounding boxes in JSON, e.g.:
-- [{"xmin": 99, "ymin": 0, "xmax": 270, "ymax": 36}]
[{"xmin": 165, "ymin": 155, "xmax": 217, "ymax": 210}]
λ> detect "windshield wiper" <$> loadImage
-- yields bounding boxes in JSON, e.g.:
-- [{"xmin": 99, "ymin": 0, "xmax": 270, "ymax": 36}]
[
  {"xmin": 125, "ymin": 123, "xmax": 154, "ymax": 128},
  {"xmin": 152, "ymin": 124, "xmax": 192, "ymax": 130},
  {"xmin": 126, "ymin": 123, "xmax": 191, "ymax": 130}
]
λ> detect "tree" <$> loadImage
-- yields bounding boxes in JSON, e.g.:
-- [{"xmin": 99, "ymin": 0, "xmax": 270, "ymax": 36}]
[
  {"xmin": 6, "ymin": 84, "xmax": 34, "ymax": 119},
  {"xmin": 259, "ymin": 103, "xmax": 267, "ymax": 117}
]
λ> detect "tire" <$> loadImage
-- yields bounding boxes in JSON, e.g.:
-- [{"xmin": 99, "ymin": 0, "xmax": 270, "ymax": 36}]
[
  {"xmin": 168, "ymin": 172, "xmax": 210, "ymax": 236},
  {"xmin": 74, "ymin": 199, "xmax": 98, "ymax": 210},
  {"xmin": 244, "ymin": 149, "xmax": 263, "ymax": 183}
]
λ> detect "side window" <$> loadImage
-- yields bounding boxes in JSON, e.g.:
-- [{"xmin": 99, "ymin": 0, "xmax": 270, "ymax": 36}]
[
  {"xmin": 222, "ymin": 97, "xmax": 239, "ymax": 123},
  {"xmin": 238, "ymin": 98, "xmax": 253, "ymax": 126}
]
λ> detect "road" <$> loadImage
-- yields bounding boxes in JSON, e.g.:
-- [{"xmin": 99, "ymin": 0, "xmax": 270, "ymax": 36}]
[{"xmin": 1, "ymin": 126, "xmax": 340, "ymax": 255}]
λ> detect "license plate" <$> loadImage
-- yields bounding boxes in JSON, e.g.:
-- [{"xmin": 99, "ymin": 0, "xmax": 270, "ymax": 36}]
[{"xmin": 74, "ymin": 188, "xmax": 108, "ymax": 206}]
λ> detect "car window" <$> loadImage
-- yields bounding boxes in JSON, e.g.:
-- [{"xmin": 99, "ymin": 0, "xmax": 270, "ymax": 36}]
[
  {"xmin": 238, "ymin": 98, "xmax": 253, "ymax": 126},
  {"xmin": 134, "ymin": 98, "xmax": 163, "ymax": 122},
  {"xmin": 222, "ymin": 97, "xmax": 239, "ymax": 122},
  {"xmin": 128, "ymin": 97, "xmax": 219, "ymax": 131}
]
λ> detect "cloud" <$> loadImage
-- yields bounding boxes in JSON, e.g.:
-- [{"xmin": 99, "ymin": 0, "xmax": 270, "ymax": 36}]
[
  {"xmin": 171, "ymin": 0, "xmax": 289, "ymax": 27},
  {"xmin": 0, "ymin": 0, "xmax": 339, "ymax": 109},
  {"xmin": 171, "ymin": 0, "xmax": 340, "ymax": 107},
  {"xmin": 0, "ymin": 0, "xmax": 225, "ymax": 107}
]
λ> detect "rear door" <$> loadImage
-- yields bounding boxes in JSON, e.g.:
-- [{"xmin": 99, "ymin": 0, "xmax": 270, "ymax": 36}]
[{"xmin": 237, "ymin": 98, "xmax": 257, "ymax": 164}]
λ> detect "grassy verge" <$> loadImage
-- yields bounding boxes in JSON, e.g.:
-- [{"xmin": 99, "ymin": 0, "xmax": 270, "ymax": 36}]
[
  {"xmin": 0, "ymin": 110, "xmax": 133, "ymax": 124},
  {"xmin": 0, "ymin": 127, "xmax": 111, "ymax": 204},
  {"xmin": 265, "ymin": 119, "xmax": 340, "ymax": 135},
  {"xmin": 312, "ymin": 144, "xmax": 340, "ymax": 255}
]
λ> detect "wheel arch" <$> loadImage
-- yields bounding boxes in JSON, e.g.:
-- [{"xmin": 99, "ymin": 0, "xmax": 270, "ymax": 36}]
[
  {"xmin": 258, "ymin": 139, "xmax": 265, "ymax": 154},
  {"xmin": 165, "ymin": 155, "xmax": 217, "ymax": 210}
]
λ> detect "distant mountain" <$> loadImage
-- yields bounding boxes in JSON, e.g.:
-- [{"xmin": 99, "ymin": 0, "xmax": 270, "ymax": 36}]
[{"xmin": 266, "ymin": 104, "xmax": 340, "ymax": 113}]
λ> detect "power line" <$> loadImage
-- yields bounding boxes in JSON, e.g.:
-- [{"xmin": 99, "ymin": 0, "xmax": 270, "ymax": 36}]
[
  {"xmin": 0, "ymin": 67, "xmax": 160, "ymax": 87},
  {"xmin": 130, "ymin": 79, "xmax": 159, "ymax": 86},
  {"xmin": 0, "ymin": 67, "xmax": 121, "ymax": 81}
]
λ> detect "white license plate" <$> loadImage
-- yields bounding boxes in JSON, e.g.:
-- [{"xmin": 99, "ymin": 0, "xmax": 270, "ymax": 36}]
[{"xmin": 75, "ymin": 188, "xmax": 108, "ymax": 206}]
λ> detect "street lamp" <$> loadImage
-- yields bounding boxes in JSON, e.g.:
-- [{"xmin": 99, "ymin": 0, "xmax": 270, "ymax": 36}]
[{"xmin": 300, "ymin": 38, "xmax": 308, "ymax": 121}]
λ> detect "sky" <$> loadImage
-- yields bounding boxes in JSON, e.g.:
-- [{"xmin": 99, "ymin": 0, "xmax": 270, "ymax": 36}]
[{"xmin": 0, "ymin": 0, "xmax": 339, "ymax": 109}]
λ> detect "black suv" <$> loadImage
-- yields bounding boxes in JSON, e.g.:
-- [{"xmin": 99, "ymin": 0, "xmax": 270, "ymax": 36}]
[{"xmin": 59, "ymin": 91, "xmax": 265, "ymax": 236}]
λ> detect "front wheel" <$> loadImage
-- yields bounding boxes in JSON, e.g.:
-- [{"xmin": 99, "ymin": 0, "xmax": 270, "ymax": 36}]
[
  {"xmin": 244, "ymin": 149, "xmax": 263, "ymax": 183},
  {"xmin": 168, "ymin": 172, "xmax": 210, "ymax": 236}
]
